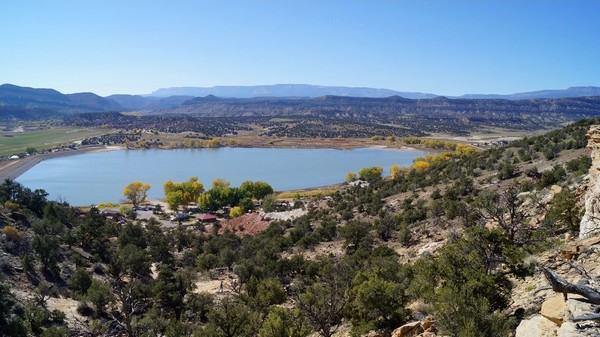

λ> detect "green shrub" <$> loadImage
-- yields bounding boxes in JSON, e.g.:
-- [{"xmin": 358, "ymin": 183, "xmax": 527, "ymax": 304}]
[
  {"xmin": 41, "ymin": 326, "xmax": 69, "ymax": 337},
  {"xmin": 68, "ymin": 269, "xmax": 93, "ymax": 296},
  {"xmin": 86, "ymin": 279, "xmax": 114, "ymax": 316}
]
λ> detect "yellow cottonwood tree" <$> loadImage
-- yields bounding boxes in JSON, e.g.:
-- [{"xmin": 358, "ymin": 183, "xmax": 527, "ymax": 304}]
[
  {"xmin": 412, "ymin": 160, "xmax": 431, "ymax": 172},
  {"xmin": 345, "ymin": 172, "xmax": 357, "ymax": 182},
  {"xmin": 358, "ymin": 166, "xmax": 383, "ymax": 183},
  {"xmin": 163, "ymin": 177, "xmax": 204, "ymax": 210},
  {"xmin": 123, "ymin": 181, "xmax": 151, "ymax": 206},
  {"xmin": 390, "ymin": 165, "xmax": 407, "ymax": 179}
]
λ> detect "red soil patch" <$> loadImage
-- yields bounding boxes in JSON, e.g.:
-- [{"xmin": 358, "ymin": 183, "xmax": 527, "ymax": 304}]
[{"xmin": 219, "ymin": 212, "xmax": 270, "ymax": 236}]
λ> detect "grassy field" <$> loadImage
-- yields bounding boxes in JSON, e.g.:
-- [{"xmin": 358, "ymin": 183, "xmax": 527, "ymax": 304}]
[{"xmin": 0, "ymin": 127, "xmax": 108, "ymax": 156}]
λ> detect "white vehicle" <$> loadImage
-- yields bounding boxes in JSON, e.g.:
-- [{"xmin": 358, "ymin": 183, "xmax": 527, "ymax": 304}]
[{"xmin": 170, "ymin": 212, "xmax": 189, "ymax": 221}]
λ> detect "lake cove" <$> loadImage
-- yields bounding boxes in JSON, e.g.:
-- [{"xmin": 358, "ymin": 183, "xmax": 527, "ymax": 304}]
[{"xmin": 16, "ymin": 147, "xmax": 426, "ymax": 206}]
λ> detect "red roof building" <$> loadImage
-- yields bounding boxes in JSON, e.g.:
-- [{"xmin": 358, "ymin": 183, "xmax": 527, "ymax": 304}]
[{"xmin": 198, "ymin": 213, "xmax": 217, "ymax": 222}]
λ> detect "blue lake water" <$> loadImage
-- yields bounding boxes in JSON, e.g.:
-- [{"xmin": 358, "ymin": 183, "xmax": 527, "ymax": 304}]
[{"xmin": 16, "ymin": 147, "xmax": 425, "ymax": 206}]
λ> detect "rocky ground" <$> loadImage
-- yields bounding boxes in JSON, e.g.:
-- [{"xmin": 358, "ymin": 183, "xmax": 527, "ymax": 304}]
[
  {"xmin": 513, "ymin": 240, "xmax": 600, "ymax": 337},
  {"xmin": 512, "ymin": 126, "xmax": 600, "ymax": 337},
  {"xmin": 218, "ymin": 212, "xmax": 270, "ymax": 236}
]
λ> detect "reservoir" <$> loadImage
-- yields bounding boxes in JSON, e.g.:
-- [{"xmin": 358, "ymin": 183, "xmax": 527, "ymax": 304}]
[{"xmin": 16, "ymin": 147, "xmax": 425, "ymax": 206}]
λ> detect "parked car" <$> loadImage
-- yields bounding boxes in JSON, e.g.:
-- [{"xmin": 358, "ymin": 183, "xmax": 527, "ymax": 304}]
[{"xmin": 170, "ymin": 212, "xmax": 189, "ymax": 221}]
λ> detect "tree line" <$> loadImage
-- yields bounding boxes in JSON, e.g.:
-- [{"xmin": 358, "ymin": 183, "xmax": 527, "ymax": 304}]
[{"xmin": 123, "ymin": 178, "xmax": 275, "ymax": 216}]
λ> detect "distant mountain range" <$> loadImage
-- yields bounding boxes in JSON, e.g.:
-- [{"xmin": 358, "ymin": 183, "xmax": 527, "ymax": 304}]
[
  {"xmin": 0, "ymin": 84, "xmax": 191, "ymax": 118},
  {"xmin": 457, "ymin": 86, "xmax": 600, "ymax": 100},
  {"xmin": 150, "ymin": 84, "xmax": 437, "ymax": 99},
  {"xmin": 150, "ymin": 84, "xmax": 600, "ymax": 100},
  {"xmin": 106, "ymin": 94, "xmax": 193, "ymax": 110},
  {"xmin": 1, "ymin": 83, "xmax": 600, "ymax": 120}
]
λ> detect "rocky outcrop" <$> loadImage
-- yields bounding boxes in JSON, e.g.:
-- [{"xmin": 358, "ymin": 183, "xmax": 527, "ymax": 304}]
[
  {"xmin": 515, "ymin": 295, "xmax": 598, "ymax": 337},
  {"xmin": 580, "ymin": 125, "xmax": 600, "ymax": 238},
  {"xmin": 391, "ymin": 316, "xmax": 436, "ymax": 337},
  {"xmin": 391, "ymin": 321, "xmax": 423, "ymax": 337},
  {"xmin": 515, "ymin": 315, "xmax": 558, "ymax": 337},
  {"xmin": 541, "ymin": 295, "xmax": 567, "ymax": 326},
  {"xmin": 362, "ymin": 330, "xmax": 391, "ymax": 337}
]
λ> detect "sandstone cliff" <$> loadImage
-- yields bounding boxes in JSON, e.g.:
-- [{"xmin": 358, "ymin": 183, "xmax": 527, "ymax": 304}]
[{"xmin": 580, "ymin": 125, "xmax": 600, "ymax": 238}]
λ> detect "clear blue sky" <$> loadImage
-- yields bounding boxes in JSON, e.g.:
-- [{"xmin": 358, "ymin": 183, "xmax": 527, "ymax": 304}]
[{"xmin": 1, "ymin": 0, "xmax": 599, "ymax": 96}]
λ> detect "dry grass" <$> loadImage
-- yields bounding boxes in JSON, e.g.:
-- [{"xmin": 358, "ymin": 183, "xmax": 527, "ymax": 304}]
[
  {"xmin": 277, "ymin": 187, "xmax": 341, "ymax": 199},
  {"xmin": 1, "ymin": 225, "xmax": 23, "ymax": 243}
]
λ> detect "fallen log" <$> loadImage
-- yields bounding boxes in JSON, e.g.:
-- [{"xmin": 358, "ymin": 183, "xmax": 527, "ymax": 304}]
[
  {"xmin": 540, "ymin": 266, "xmax": 600, "ymax": 304},
  {"xmin": 572, "ymin": 313, "xmax": 600, "ymax": 322}
]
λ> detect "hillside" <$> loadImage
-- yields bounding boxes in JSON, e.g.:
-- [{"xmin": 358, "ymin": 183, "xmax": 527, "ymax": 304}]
[
  {"xmin": 0, "ymin": 84, "xmax": 123, "ymax": 118},
  {"xmin": 168, "ymin": 94, "xmax": 600, "ymax": 120},
  {"xmin": 3, "ymin": 84, "xmax": 600, "ymax": 137},
  {"xmin": 3, "ymin": 83, "xmax": 600, "ymax": 125},
  {"xmin": 1, "ymin": 118, "xmax": 600, "ymax": 336},
  {"xmin": 62, "ymin": 95, "xmax": 600, "ymax": 137},
  {"xmin": 154, "ymin": 95, "xmax": 600, "ymax": 135},
  {"xmin": 106, "ymin": 94, "xmax": 194, "ymax": 111}
]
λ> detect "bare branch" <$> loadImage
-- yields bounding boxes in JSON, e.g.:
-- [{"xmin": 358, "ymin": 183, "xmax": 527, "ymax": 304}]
[
  {"xmin": 563, "ymin": 259, "xmax": 595, "ymax": 284},
  {"xmin": 540, "ymin": 266, "xmax": 600, "ymax": 304}
]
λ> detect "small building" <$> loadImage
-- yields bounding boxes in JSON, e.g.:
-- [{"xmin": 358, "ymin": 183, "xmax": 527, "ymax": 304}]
[{"xmin": 197, "ymin": 213, "xmax": 217, "ymax": 223}]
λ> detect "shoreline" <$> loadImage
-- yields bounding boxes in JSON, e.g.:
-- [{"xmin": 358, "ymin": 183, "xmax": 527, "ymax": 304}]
[
  {"xmin": 0, "ymin": 141, "xmax": 431, "ymax": 183},
  {"xmin": 0, "ymin": 145, "xmax": 124, "ymax": 181}
]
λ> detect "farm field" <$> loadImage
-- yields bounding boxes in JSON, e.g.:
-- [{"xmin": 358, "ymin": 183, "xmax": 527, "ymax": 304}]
[{"xmin": 0, "ymin": 126, "xmax": 108, "ymax": 156}]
